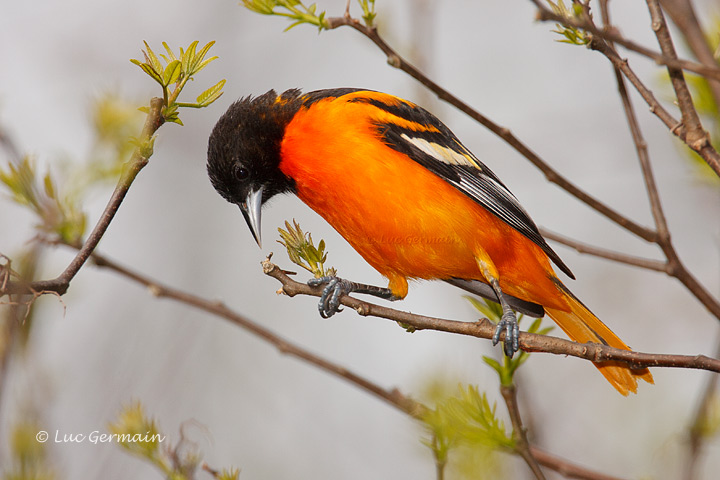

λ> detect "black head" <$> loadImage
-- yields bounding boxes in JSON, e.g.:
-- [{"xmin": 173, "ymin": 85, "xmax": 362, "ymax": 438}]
[{"xmin": 207, "ymin": 89, "xmax": 300, "ymax": 246}]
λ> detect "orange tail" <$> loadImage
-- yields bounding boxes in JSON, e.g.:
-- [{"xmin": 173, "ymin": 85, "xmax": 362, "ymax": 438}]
[{"xmin": 544, "ymin": 287, "xmax": 654, "ymax": 396}]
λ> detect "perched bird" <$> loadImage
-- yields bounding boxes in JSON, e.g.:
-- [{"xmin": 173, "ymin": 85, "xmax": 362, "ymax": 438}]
[{"xmin": 207, "ymin": 88, "xmax": 653, "ymax": 395}]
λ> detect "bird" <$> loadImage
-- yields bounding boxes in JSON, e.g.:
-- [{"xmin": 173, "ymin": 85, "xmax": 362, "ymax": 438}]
[{"xmin": 206, "ymin": 87, "xmax": 653, "ymax": 395}]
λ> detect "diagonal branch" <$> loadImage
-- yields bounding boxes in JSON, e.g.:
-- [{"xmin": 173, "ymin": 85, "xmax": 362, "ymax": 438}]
[
  {"xmin": 0, "ymin": 97, "xmax": 165, "ymax": 298},
  {"xmin": 531, "ymin": 0, "xmax": 720, "ymax": 177},
  {"xmin": 87, "ymin": 249, "xmax": 420, "ymax": 417},
  {"xmin": 560, "ymin": 10, "xmax": 720, "ymax": 323},
  {"xmin": 645, "ymin": 0, "xmax": 711, "ymax": 153},
  {"xmin": 659, "ymin": 0, "xmax": 720, "ymax": 110},
  {"xmin": 540, "ymin": 228, "xmax": 667, "ymax": 272}
]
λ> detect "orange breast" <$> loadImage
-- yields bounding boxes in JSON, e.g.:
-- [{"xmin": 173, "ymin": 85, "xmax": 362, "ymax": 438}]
[{"xmin": 279, "ymin": 94, "xmax": 567, "ymax": 310}]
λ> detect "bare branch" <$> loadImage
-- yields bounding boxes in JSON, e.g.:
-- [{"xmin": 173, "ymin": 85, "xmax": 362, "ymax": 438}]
[
  {"xmin": 659, "ymin": 0, "xmax": 720, "ymax": 110},
  {"xmin": 531, "ymin": 0, "xmax": 720, "ymax": 176},
  {"xmin": 501, "ymin": 384, "xmax": 547, "ymax": 480},
  {"xmin": 645, "ymin": 0, "xmax": 711, "ymax": 153},
  {"xmin": 540, "ymin": 228, "xmax": 667, "ymax": 272}
]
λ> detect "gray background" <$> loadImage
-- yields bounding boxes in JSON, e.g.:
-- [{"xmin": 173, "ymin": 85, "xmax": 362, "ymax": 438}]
[{"xmin": 2, "ymin": 0, "xmax": 719, "ymax": 478}]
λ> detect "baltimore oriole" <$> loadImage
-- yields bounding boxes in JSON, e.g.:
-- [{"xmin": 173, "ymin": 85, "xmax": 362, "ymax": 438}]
[{"xmin": 207, "ymin": 88, "xmax": 653, "ymax": 395}]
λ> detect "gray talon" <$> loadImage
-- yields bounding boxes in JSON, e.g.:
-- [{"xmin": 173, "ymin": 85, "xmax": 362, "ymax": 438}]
[{"xmin": 493, "ymin": 312, "xmax": 520, "ymax": 358}]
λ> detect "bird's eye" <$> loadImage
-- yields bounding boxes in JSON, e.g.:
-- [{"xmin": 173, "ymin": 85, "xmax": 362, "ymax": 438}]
[{"xmin": 234, "ymin": 165, "xmax": 250, "ymax": 181}]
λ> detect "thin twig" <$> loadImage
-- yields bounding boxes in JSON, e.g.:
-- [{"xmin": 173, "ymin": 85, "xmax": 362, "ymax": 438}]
[
  {"xmin": 0, "ymin": 97, "xmax": 164, "ymax": 297},
  {"xmin": 263, "ymin": 259, "xmax": 720, "ymax": 373},
  {"xmin": 597, "ymin": 0, "xmax": 670, "ymax": 243},
  {"xmin": 540, "ymin": 228, "xmax": 667, "ymax": 272},
  {"xmin": 659, "ymin": 0, "xmax": 720, "ymax": 110},
  {"xmin": 645, "ymin": 0, "xmax": 711, "ymax": 154},
  {"xmin": 501, "ymin": 384, "xmax": 547, "ymax": 480}
]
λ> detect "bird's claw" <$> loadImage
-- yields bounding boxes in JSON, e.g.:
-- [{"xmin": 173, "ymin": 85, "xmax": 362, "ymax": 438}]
[
  {"xmin": 492, "ymin": 311, "xmax": 520, "ymax": 358},
  {"xmin": 307, "ymin": 275, "xmax": 353, "ymax": 318}
]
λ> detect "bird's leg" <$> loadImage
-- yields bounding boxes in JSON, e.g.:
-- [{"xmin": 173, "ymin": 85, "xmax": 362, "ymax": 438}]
[
  {"xmin": 475, "ymin": 253, "xmax": 520, "ymax": 358},
  {"xmin": 307, "ymin": 276, "xmax": 400, "ymax": 318},
  {"xmin": 488, "ymin": 278, "xmax": 520, "ymax": 358}
]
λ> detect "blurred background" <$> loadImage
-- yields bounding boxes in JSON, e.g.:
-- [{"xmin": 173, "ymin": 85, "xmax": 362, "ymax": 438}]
[{"xmin": 1, "ymin": 0, "xmax": 719, "ymax": 478}]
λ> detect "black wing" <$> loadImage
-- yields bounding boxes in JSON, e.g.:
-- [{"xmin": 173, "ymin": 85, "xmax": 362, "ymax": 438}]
[{"xmin": 349, "ymin": 93, "xmax": 575, "ymax": 279}]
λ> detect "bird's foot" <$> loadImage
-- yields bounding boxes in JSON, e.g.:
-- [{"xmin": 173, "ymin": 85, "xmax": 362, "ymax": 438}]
[
  {"xmin": 307, "ymin": 275, "xmax": 355, "ymax": 318},
  {"xmin": 492, "ymin": 310, "xmax": 520, "ymax": 358}
]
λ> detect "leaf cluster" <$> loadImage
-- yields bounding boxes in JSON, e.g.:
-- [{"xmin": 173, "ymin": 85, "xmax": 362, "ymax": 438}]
[
  {"xmin": 131, "ymin": 41, "xmax": 225, "ymax": 125},
  {"xmin": 422, "ymin": 385, "xmax": 513, "ymax": 477},
  {"xmin": 277, "ymin": 219, "xmax": 336, "ymax": 278},
  {"xmin": 2, "ymin": 420, "xmax": 56, "ymax": 480},
  {"xmin": 108, "ymin": 402, "xmax": 241, "ymax": 480},
  {"xmin": 108, "ymin": 402, "xmax": 166, "ymax": 460},
  {"xmin": 358, "ymin": 0, "xmax": 376, "ymax": 27},
  {"xmin": 242, "ymin": 0, "xmax": 329, "ymax": 31},
  {"xmin": 692, "ymin": 393, "xmax": 720, "ymax": 441},
  {"xmin": 242, "ymin": 0, "xmax": 377, "ymax": 31},
  {"xmin": 0, "ymin": 157, "xmax": 86, "ymax": 245},
  {"xmin": 547, "ymin": 0, "xmax": 590, "ymax": 46},
  {"xmin": 0, "ymin": 95, "xmax": 147, "ymax": 246}
]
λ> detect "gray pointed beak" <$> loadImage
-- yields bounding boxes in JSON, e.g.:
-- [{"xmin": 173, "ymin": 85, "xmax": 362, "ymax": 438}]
[{"xmin": 239, "ymin": 186, "xmax": 264, "ymax": 247}]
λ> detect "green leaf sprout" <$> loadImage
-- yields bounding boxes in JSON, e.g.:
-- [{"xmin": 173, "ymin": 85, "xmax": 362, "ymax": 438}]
[
  {"xmin": 277, "ymin": 219, "xmax": 336, "ymax": 278},
  {"xmin": 130, "ymin": 41, "xmax": 225, "ymax": 125}
]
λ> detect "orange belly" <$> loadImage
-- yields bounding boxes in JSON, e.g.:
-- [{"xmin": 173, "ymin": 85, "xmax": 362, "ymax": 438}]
[{"xmin": 280, "ymin": 98, "xmax": 568, "ymax": 310}]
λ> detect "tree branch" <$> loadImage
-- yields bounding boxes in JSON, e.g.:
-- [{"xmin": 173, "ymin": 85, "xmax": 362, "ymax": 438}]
[
  {"xmin": 531, "ymin": 0, "xmax": 720, "ymax": 177},
  {"xmin": 659, "ymin": 0, "xmax": 720, "ymax": 111},
  {"xmin": 540, "ymin": 228, "xmax": 667, "ymax": 272},
  {"xmin": 541, "ymin": 2, "xmax": 720, "ymax": 323},
  {"xmin": 501, "ymin": 384, "xmax": 547, "ymax": 480},
  {"xmin": 0, "ymin": 97, "xmax": 164, "ymax": 298},
  {"xmin": 263, "ymin": 259, "xmax": 720, "ymax": 374},
  {"xmin": 645, "ymin": 0, "xmax": 711, "ymax": 154}
]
